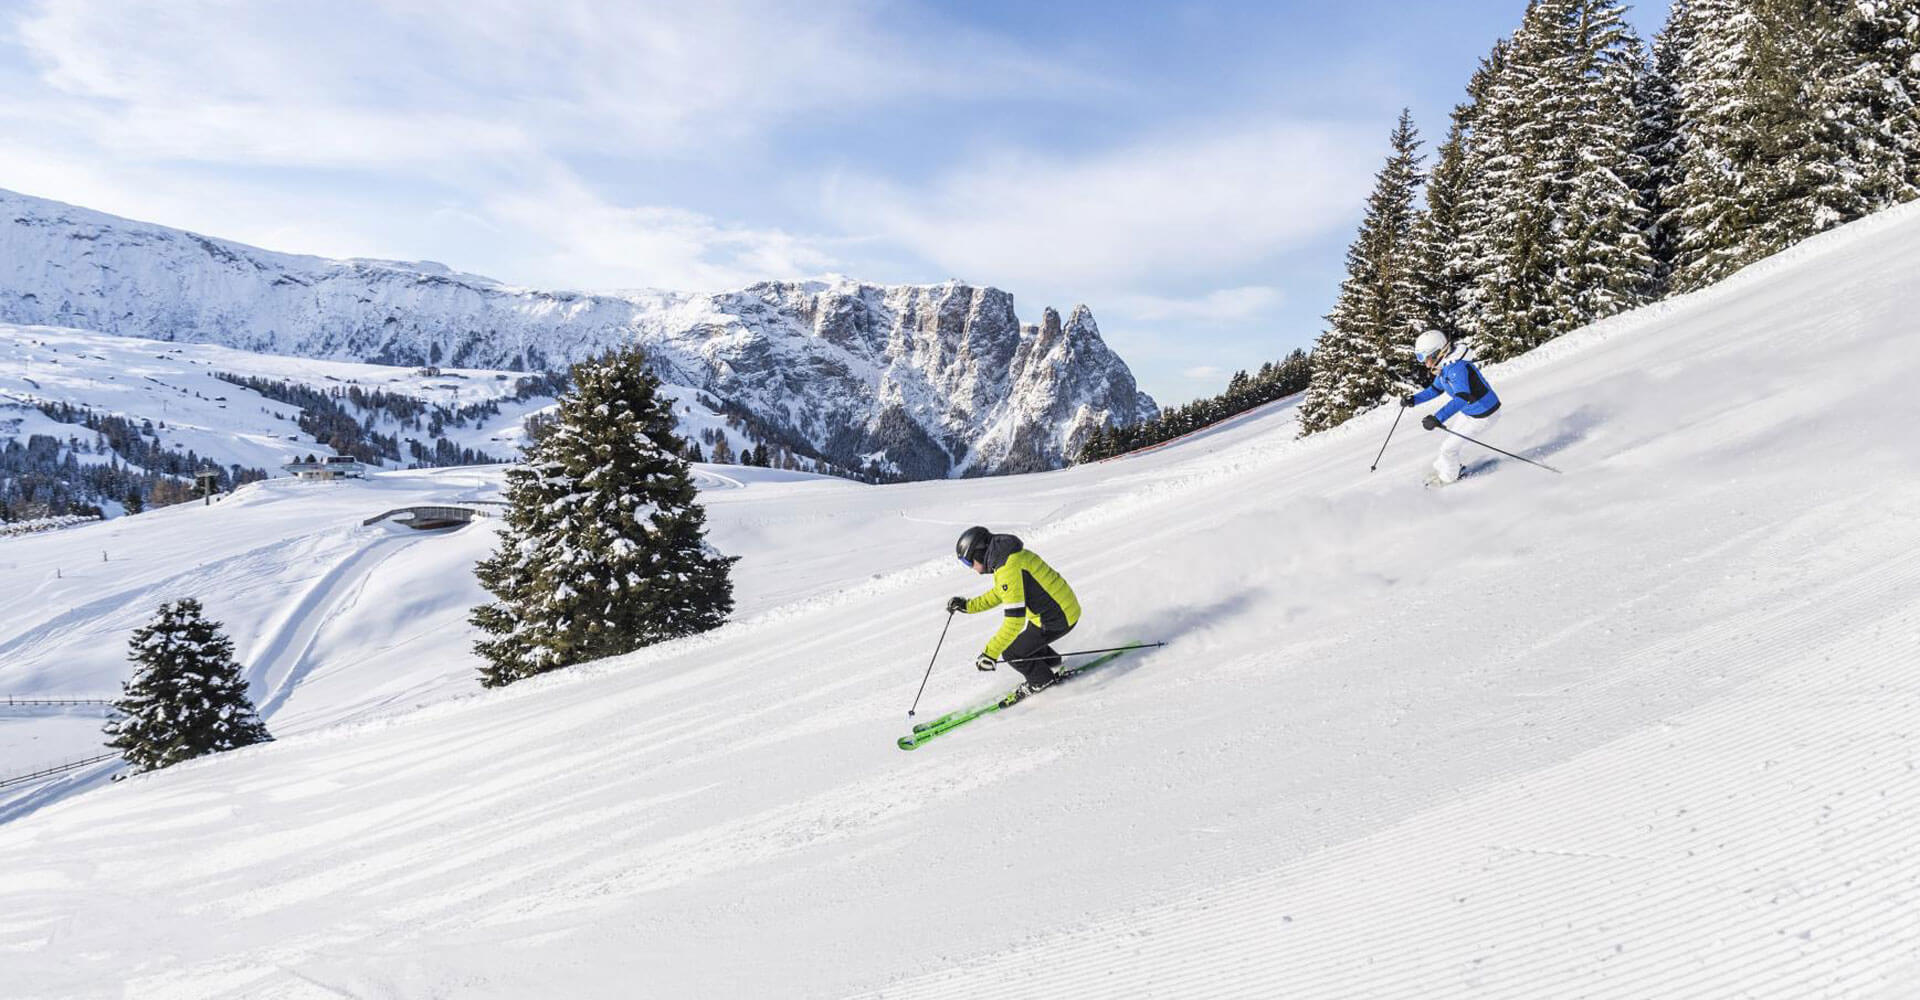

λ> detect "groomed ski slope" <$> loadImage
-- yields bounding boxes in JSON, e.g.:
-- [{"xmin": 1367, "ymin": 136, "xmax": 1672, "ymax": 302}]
[
  {"xmin": 5, "ymin": 202, "xmax": 1920, "ymax": 998},
  {"xmin": 0, "ymin": 462, "xmax": 846, "ymax": 810}
]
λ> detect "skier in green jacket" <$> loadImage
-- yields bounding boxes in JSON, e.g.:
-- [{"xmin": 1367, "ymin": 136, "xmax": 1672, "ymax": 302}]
[{"xmin": 945, "ymin": 526, "xmax": 1082, "ymax": 696}]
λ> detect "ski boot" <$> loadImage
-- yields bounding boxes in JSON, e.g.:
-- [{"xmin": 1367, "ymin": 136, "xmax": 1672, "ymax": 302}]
[{"xmin": 998, "ymin": 671, "xmax": 1058, "ymax": 708}]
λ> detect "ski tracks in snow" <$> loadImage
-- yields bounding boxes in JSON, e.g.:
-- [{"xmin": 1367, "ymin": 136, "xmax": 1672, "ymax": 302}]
[
  {"xmin": 247, "ymin": 527, "xmax": 420, "ymax": 721},
  {"xmin": 856, "ymin": 544, "xmax": 1920, "ymax": 1000}
]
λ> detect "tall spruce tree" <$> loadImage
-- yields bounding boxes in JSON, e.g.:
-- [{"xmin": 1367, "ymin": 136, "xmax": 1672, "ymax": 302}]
[
  {"xmin": 1640, "ymin": 5, "xmax": 1693, "ymax": 284},
  {"xmin": 1829, "ymin": 0, "xmax": 1920, "ymax": 207},
  {"xmin": 1416, "ymin": 42, "xmax": 1510, "ymax": 341},
  {"xmin": 105, "ymin": 599, "xmax": 270, "ymax": 773},
  {"xmin": 1466, "ymin": 0, "xmax": 1576, "ymax": 360},
  {"xmin": 471, "ymin": 345, "xmax": 734, "ymax": 688},
  {"xmin": 1666, "ymin": 0, "xmax": 1889, "ymax": 289},
  {"xmin": 1554, "ymin": 0, "xmax": 1660, "ymax": 324},
  {"xmin": 1300, "ymin": 109, "xmax": 1428, "ymax": 433},
  {"xmin": 1445, "ymin": 0, "xmax": 1656, "ymax": 361},
  {"xmin": 1665, "ymin": 0, "xmax": 1756, "ymax": 289},
  {"xmin": 1413, "ymin": 123, "xmax": 1474, "ymax": 338},
  {"xmin": 1746, "ymin": 0, "xmax": 1871, "ymax": 252}
]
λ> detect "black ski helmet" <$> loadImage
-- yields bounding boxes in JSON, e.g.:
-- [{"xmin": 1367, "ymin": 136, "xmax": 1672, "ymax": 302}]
[{"xmin": 955, "ymin": 526, "xmax": 992, "ymax": 566}]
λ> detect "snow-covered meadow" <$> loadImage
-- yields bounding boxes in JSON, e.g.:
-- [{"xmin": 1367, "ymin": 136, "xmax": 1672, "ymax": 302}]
[
  {"xmin": 2, "ymin": 202, "xmax": 1918, "ymax": 997},
  {"xmin": 0, "ymin": 327, "xmax": 550, "ymax": 473},
  {"xmin": 0, "ymin": 322, "xmax": 794, "ymax": 518}
]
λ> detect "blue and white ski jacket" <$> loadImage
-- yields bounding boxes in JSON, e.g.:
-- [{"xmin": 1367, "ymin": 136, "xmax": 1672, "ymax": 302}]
[{"xmin": 1410, "ymin": 358, "xmax": 1501, "ymax": 424}]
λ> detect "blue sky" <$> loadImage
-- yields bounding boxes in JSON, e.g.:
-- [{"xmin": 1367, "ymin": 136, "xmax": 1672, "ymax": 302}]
[{"xmin": 0, "ymin": 0, "xmax": 1668, "ymax": 405}]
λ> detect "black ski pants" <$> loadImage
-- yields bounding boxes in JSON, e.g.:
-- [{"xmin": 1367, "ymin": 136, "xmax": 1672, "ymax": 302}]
[{"xmin": 1001, "ymin": 620, "xmax": 1074, "ymax": 685}]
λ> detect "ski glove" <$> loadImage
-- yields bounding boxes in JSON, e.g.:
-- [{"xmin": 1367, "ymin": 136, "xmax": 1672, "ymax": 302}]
[
  {"xmin": 1421, "ymin": 414, "xmax": 1441, "ymax": 431},
  {"xmin": 1400, "ymin": 393, "xmax": 1417, "ymax": 408},
  {"xmin": 975, "ymin": 653, "xmax": 997, "ymax": 671},
  {"xmin": 946, "ymin": 596, "xmax": 967, "ymax": 614}
]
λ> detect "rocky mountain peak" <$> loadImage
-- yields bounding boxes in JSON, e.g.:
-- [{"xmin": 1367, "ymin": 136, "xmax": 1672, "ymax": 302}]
[{"xmin": 0, "ymin": 188, "xmax": 1157, "ymax": 480}]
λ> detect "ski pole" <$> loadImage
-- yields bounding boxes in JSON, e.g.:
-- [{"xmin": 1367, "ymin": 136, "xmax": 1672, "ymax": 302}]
[
  {"xmin": 1370, "ymin": 404, "xmax": 1407, "ymax": 472},
  {"xmin": 1438, "ymin": 425, "xmax": 1563, "ymax": 474},
  {"xmin": 906, "ymin": 610, "xmax": 956, "ymax": 719},
  {"xmin": 997, "ymin": 642, "xmax": 1166, "ymax": 667}
]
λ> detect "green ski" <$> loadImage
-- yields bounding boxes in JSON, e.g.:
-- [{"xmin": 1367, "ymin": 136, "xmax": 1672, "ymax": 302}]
[{"xmin": 896, "ymin": 643, "xmax": 1152, "ymax": 751}]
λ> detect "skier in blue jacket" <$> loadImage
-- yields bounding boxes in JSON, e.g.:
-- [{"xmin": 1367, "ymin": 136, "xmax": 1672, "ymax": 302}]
[{"xmin": 1401, "ymin": 328, "xmax": 1501, "ymax": 485}]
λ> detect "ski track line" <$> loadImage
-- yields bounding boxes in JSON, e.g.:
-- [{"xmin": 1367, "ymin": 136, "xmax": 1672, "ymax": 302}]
[
  {"xmin": 0, "ymin": 540, "xmax": 296, "ymax": 668},
  {"xmin": 940, "ymin": 482, "xmax": 1917, "ymax": 990},
  {"xmin": 210, "ymin": 390, "xmax": 1354, "ymax": 756},
  {"xmin": 853, "ymin": 544, "xmax": 1920, "ymax": 999},
  {"xmin": 249, "ymin": 529, "xmax": 419, "ymax": 720},
  {"xmin": 0, "ymin": 758, "xmax": 121, "ymax": 825}
]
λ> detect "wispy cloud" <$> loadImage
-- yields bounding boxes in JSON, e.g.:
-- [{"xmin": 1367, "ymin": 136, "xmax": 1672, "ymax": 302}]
[
  {"xmin": 825, "ymin": 120, "xmax": 1379, "ymax": 289},
  {"xmin": 480, "ymin": 165, "xmax": 840, "ymax": 291},
  {"xmin": 1110, "ymin": 285, "xmax": 1286, "ymax": 323},
  {"xmin": 0, "ymin": 0, "xmax": 1420, "ymax": 400},
  {"xmin": 2, "ymin": 0, "xmax": 1098, "ymax": 288},
  {"xmin": 11, "ymin": 0, "xmax": 1092, "ymax": 164}
]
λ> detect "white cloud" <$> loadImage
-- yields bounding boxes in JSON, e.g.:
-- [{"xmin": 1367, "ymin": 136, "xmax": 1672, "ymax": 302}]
[
  {"xmin": 0, "ymin": 142, "xmax": 830, "ymax": 292},
  {"xmin": 0, "ymin": 0, "xmax": 1379, "ymax": 384},
  {"xmin": 1182, "ymin": 365, "xmax": 1226, "ymax": 380},
  {"xmin": 482, "ymin": 166, "xmax": 840, "ymax": 291},
  {"xmin": 10, "ymin": 0, "xmax": 1091, "ymax": 165},
  {"xmin": 1, "ymin": 0, "xmax": 1103, "ymax": 292},
  {"xmin": 825, "ymin": 119, "xmax": 1379, "ymax": 289},
  {"xmin": 1110, "ymin": 285, "xmax": 1286, "ymax": 323}
]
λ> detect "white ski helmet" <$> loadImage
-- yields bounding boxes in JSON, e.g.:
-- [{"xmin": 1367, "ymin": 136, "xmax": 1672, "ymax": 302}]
[{"xmin": 1413, "ymin": 328, "xmax": 1452, "ymax": 364}]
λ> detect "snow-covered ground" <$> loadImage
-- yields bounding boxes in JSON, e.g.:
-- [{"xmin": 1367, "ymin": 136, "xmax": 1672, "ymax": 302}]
[
  {"xmin": 0, "ymin": 325, "xmax": 553, "ymax": 474},
  {"xmin": 3, "ymin": 202, "xmax": 1919, "ymax": 997},
  {"xmin": 0, "ymin": 462, "xmax": 850, "ymax": 787},
  {"xmin": 0, "ymin": 323, "xmax": 828, "ymax": 503}
]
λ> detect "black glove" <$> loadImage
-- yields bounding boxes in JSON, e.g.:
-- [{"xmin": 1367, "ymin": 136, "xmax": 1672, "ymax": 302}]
[
  {"xmin": 946, "ymin": 596, "xmax": 967, "ymax": 614},
  {"xmin": 1400, "ymin": 393, "xmax": 1417, "ymax": 408},
  {"xmin": 975, "ymin": 653, "xmax": 997, "ymax": 671},
  {"xmin": 1421, "ymin": 415, "xmax": 1440, "ymax": 431}
]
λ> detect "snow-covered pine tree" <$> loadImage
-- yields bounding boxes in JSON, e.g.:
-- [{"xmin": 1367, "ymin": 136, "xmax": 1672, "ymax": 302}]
[
  {"xmin": 104, "ymin": 598, "xmax": 270, "ymax": 773},
  {"xmin": 1413, "ymin": 123, "xmax": 1471, "ymax": 337},
  {"xmin": 1665, "ymin": 0, "xmax": 1756, "ymax": 289},
  {"xmin": 470, "ymin": 345, "xmax": 735, "ymax": 688},
  {"xmin": 1300, "ymin": 109, "xmax": 1428, "ymax": 433},
  {"xmin": 1417, "ymin": 41, "xmax": 1510, "ymax": 344},
  {"xmin": 1829, "ymin": 0, "xmax": 1920, "ymax": 208},
  {"xmin": 1555, "ymin": 0, "xmax": 1660, "ymax": 324},
  {"xmin": 1450, "ymin": 8, "xmax": 1558, "ymax": 362},
  {"xmin": 1471, "ymin": 2, "xmax": 1565, "ymax": 357},
  {"xmin": 1744, "ymin": 0, "xmax": 1872, "ymax": 256},
  {"xmin": 1448, "ymin": 0, "xmax": 1655, "ymax": 360},
  {"xmin": 1640, "ymin": 4, "xmax": 1693, "ymax": 284},
  {"xmin": 1666, "ymin": 0, "xmax": 1890, "ymax": 290}
]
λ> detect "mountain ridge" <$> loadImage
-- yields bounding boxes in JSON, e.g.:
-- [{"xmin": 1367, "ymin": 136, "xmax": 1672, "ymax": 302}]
[{"xmin": 0, "ymin": 188, "xmax": 1157, "ymax": 479}]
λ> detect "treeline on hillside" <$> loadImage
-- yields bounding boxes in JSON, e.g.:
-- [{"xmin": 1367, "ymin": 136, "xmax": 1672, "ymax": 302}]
[
  {"xmin": 1297, "ymin": 0, "xmax": 1919, "ymax": 432},
  {"xmin": 1077, "ymin": 351, "xmax": 1311, "ymax": 462},
  {"xmin": 2, "ymin": 403, "xmax": 268, "ymax": 521},
  {"xmin": 692, "ymin": 394, "xmax": 903, "ymax": 483},
  {"xmin": 689, "ymin": 426, "xmax": 809, "ymax": 471},
  {"xmin": 213, "ymin": 373, "xmax": 569, "ymax": 468}
]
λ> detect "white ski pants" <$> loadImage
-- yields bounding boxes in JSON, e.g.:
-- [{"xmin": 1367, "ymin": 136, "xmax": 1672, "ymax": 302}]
[{"xmin": 1435, "ymin": 408, "xmax": 1501, "ymax": 483}]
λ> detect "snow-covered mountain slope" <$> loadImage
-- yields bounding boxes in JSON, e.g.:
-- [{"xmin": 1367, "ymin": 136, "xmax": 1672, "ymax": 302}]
[
  {"xmin": 0, "ymin": 462, "xmax": 853, "ymax": 796},
  {"xmin": 0, "ymin": 189, "xmax": 1156, "ymax": 479},
  {"xmin": 0, "ymin": 325, "xmax": 554, "ymax": 477},
  {"xmin": 5, "ymin": 201, "xmax": 1920, "ymax": 998},
  {"xmin": 0, "ymin": 323, "xmax": 819, "ymax": 519}
]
